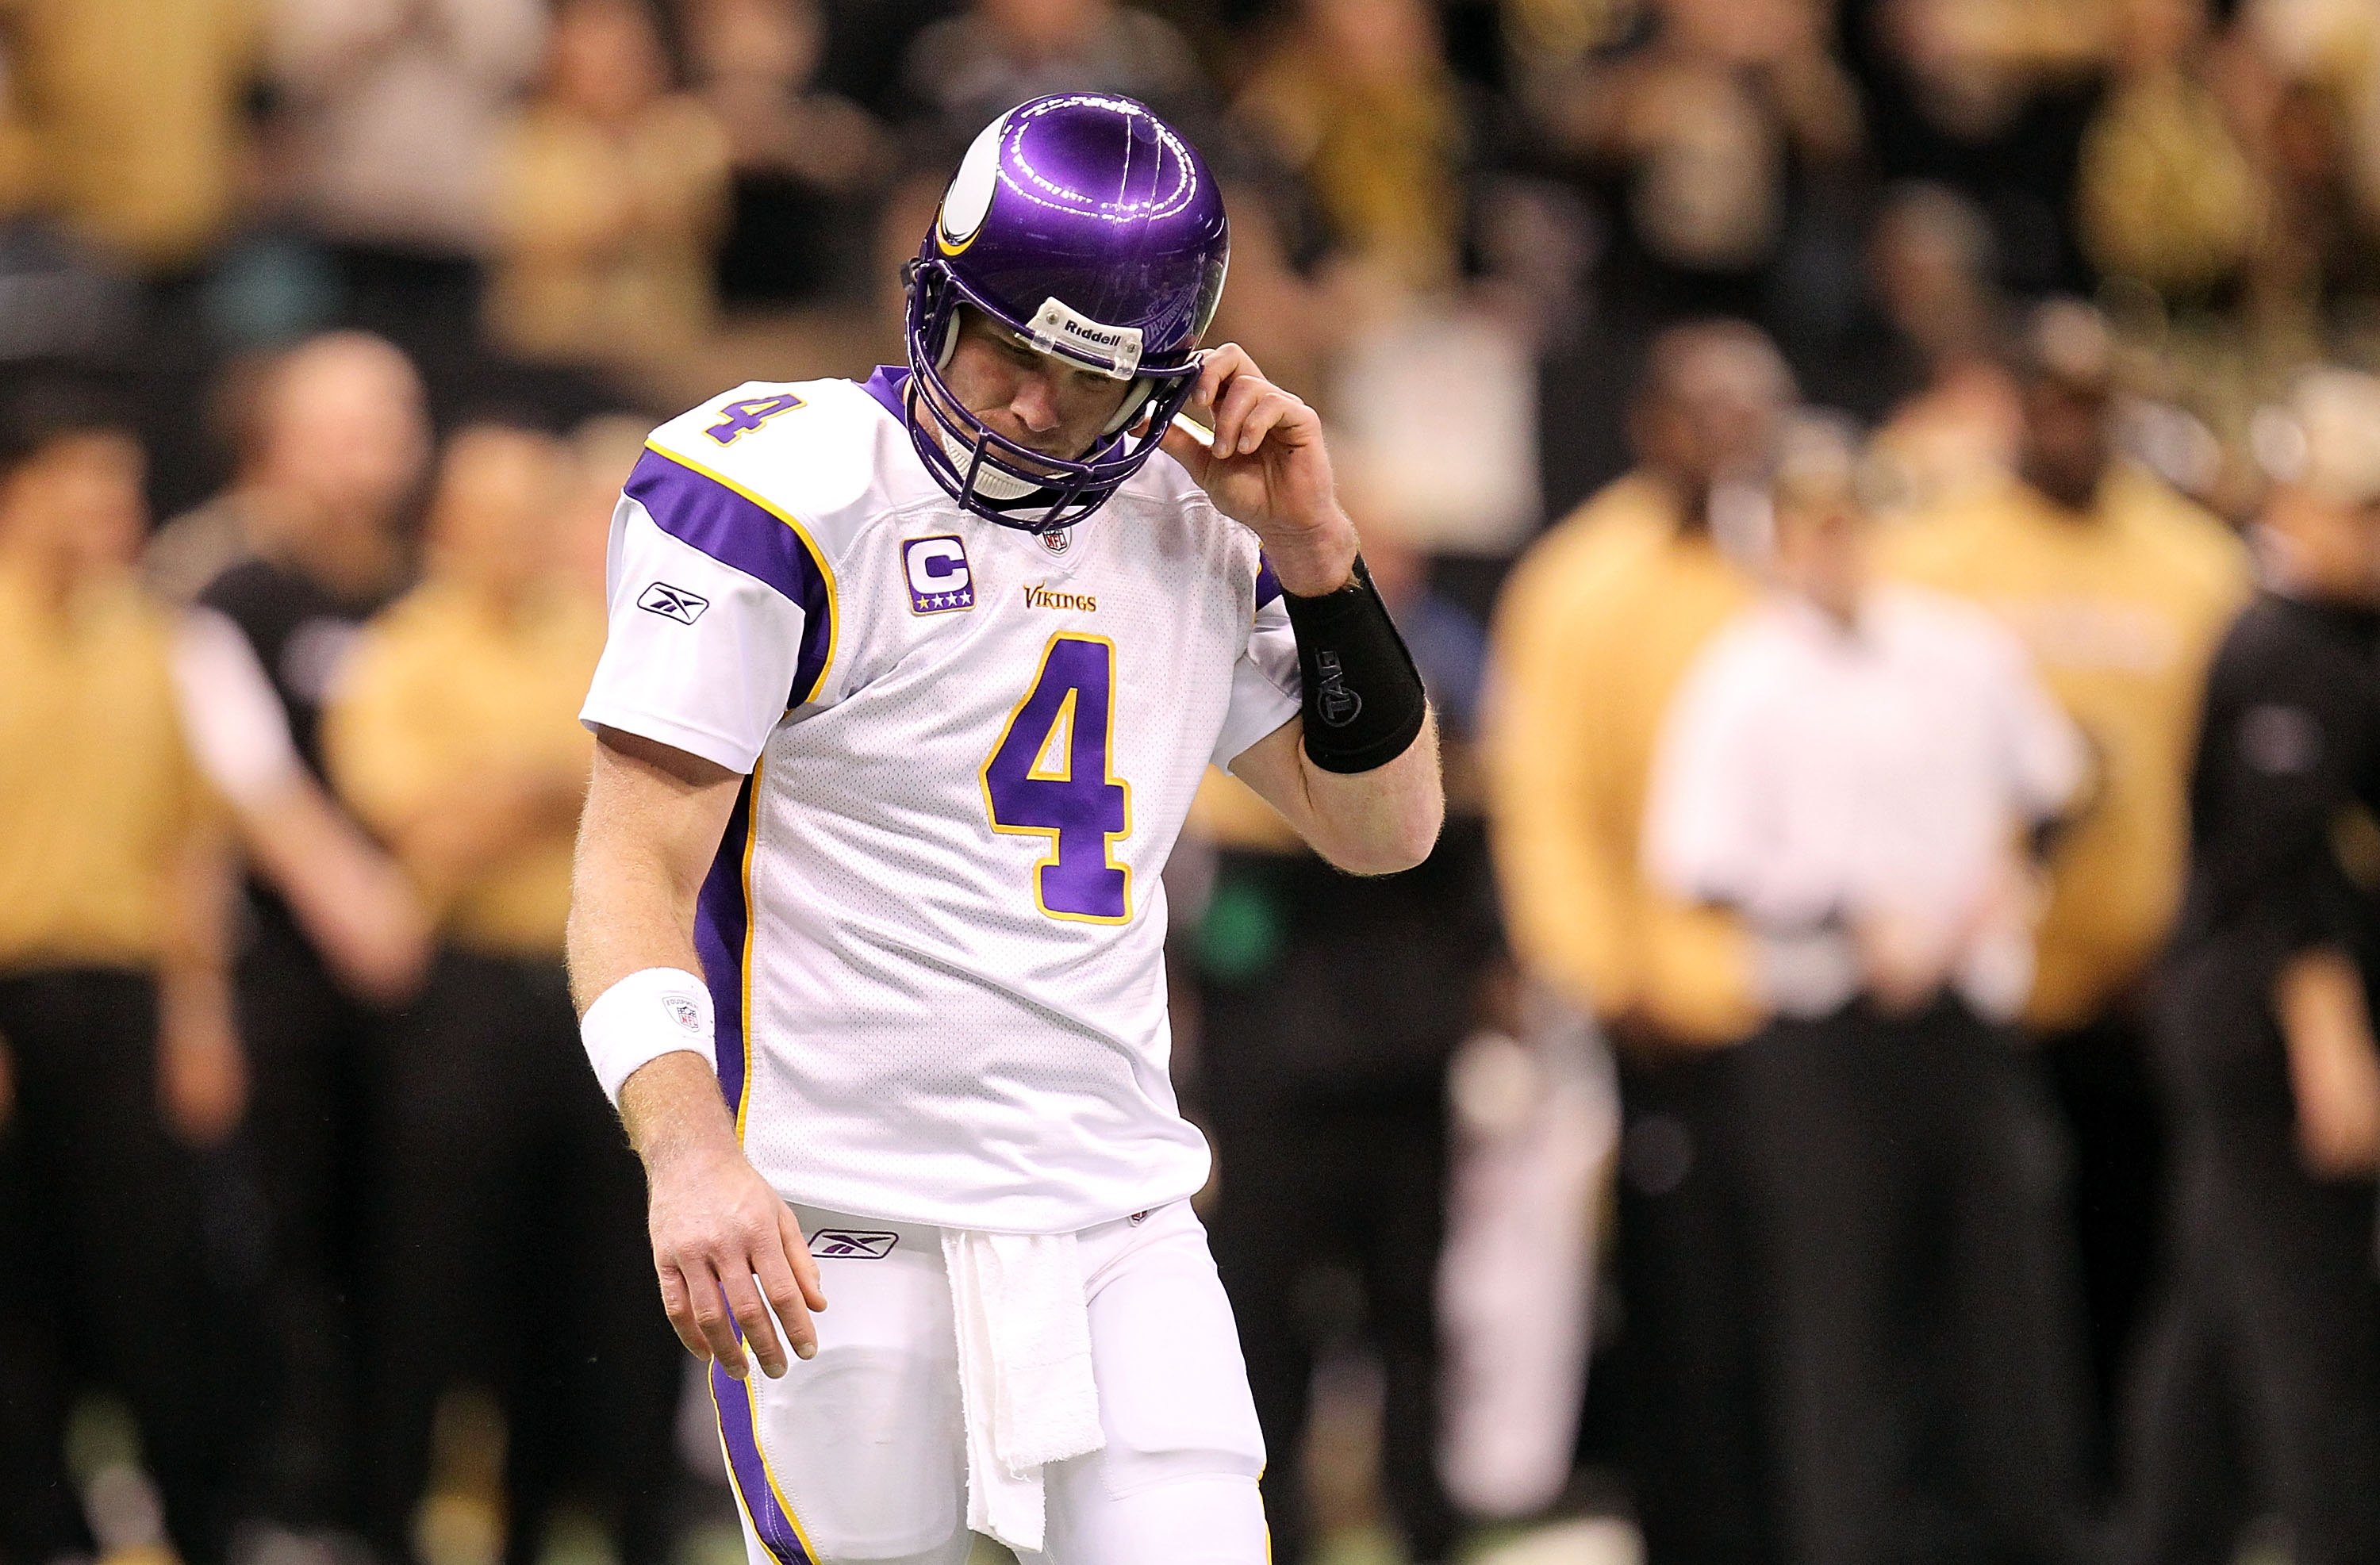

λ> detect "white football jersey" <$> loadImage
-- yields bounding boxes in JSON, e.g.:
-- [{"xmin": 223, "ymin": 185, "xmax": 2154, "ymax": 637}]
[{"xmin": 580, "ymin": 370, "xmax": 1302, "ymax": 1233}]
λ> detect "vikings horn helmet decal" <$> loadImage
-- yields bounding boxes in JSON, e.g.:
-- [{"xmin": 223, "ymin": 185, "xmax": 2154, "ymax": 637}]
[{"xmin": 902, "ymin": 94, "xmax": 1230, "ymax": 532}]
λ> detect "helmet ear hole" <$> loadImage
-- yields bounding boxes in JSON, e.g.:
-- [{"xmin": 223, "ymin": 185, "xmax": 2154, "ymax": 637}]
[{"xmin": 1102, "ymin": 378, "xmax": 1156, "ymax": 439}]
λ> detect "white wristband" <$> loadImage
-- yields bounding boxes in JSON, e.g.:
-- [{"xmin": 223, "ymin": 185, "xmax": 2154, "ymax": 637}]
[{"xmin": 582, "ymin": 966, "xmax": 716, "ymax": 1107}]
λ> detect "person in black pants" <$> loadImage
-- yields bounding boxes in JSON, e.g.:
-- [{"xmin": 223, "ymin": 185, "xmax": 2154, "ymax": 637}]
[
  {"xmin": 325, "ymin": 422, "xmax": 681, "ymax": 1563},
  {"xmin": 1194, "ymin": 551, "xmax": 1499, "ymax": 1565},
  {"xmin": 363, "ymin": 954, "xmax": 682, "ymax": 1564},
  {"xmin": 1644, "ymin": 429, "xmax": 2100, "ymax": 1564},
  {"xmin": 1197, "ymin": 822, "xmax": 1499, "ymax": 1565},
  {"xmin": 0, "ymin": 393, "xmax": 243, "ymax": 1565},
  {"xmin": 178, "ymin": 334, "xmax": 433, "ymax": 1544},
  {"xmin": 2121, "ymin": 370, "xmax": 2380, "ymax": 1565}
]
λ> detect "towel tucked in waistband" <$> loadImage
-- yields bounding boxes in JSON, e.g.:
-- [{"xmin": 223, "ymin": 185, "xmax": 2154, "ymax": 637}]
[{"xmin": 942, "ymin": 1227, "xmax": 1106, "ymax": 1553}]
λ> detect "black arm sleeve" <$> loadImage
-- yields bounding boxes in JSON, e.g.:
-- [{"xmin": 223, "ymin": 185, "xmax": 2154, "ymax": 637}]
[{"xmin": 1279, "ymin": 556, "xmax": 1430, "ymax": 774}]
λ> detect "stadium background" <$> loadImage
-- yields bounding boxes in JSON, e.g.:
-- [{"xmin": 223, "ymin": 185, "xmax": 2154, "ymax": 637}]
[{"xmin": 1, "ymin": 0, "xmax": 2378, "ymax": 1563}]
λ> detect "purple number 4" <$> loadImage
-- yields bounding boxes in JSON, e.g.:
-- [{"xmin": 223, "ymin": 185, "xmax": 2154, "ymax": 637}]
[
  {"xmin": 981, "ymin": 635, "xmax": 1132, "ymax": 923},
  {"xmin": 705, "ymin": 393, "xmax": 805, "ymax": 445}
]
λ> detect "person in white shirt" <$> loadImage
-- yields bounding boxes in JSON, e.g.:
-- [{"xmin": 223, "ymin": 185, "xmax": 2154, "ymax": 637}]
[
  {"xmin": 566, "ymin": 95, "xmax": 1442, "ymax": 1565},
  {"xmin": 1645, "ymin": 420, "xmax": 2100, "ymax": 1565}
]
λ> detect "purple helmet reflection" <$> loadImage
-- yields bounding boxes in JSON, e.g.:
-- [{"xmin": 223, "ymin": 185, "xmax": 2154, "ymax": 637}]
[{"xmin": 902, "ymin": 93, "xmax": 1230, "ymax": 532}]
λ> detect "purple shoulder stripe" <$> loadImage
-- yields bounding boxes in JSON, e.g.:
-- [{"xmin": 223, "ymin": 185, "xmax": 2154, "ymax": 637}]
[
  {"xmin": 626, "ymin": 446, "xmax": 834, "ymax": 707},
  {"xmin": 1255, "ymin": 555, "xmax": 1284, "ymax": 612},
  {"xmin": 860, "ymin": 365, "xmax": 910, "ymax": 424}
]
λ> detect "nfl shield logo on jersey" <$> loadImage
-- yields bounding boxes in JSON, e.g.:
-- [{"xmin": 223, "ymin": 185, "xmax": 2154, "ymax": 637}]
[{"xmin": 904, "ymin": 535, "xmax": 975, "ymax": 614}]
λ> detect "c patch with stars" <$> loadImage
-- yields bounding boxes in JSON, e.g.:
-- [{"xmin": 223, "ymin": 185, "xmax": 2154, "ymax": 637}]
[{"xmin": 903, "ymin": 535, "xmax": 975, "ymax": 615}]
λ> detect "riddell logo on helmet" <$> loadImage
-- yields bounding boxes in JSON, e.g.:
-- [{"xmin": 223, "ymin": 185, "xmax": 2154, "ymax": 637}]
[{"xmin": 1030, "ymin": 297, "xmax": 1143, "ymax": 379}]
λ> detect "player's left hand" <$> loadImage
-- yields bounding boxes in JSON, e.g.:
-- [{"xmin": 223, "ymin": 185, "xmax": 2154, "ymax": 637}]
[{"xmin": 1160, "ymin": 344, "xmax": 1359, "ymax": 596}]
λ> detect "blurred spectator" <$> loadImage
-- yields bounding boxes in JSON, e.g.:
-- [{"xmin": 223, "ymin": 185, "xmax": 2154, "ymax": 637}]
[
  {"xmin": 0, "ymin": 0, "xmax": 259, "ymax": 275},
  {"xmin": 157, "ymin": 346, "xmax": 432, "ymax": 1015},
  {"xmin": 1645, "ymin": 418, "xmax": 2098, "ymax": 1565},
  {"xmin": 1526, "ymin": 0, "xmax": 1864, "ymax": 325},
  {"xmin": 2075, "ymin": 0, "xmax": 2260, "ymax": 307},
  {"xmin": 488, "ymin": 0, "xmax": 731, "ymax": 368},
  {"xmin": 1484, "ymin": 320, "xmax": 1788, "ymax": 1563},
  {"xmin": 1196, "ymin": 181, "xmax": 1337, "ymax": 401},
  {"xmin": 322, "ymin": 421, "xmax": 679, "ymax": 1565},
  {"xmin": 899, "ymin": 0, "xmax": 1214, "ymax": 155},
  {"xmin": 266, "ymin": 0, "xmax": 547, "ymax": 352},
  {"xmin": 1234, "ymin": 0, "xmax": 1471, "ymax": 293},
  {"xmin": 149, "ymin": 332, "xmax": 430, "ymax": 608},
  {"xmin": 0, "ymin": 385, "xmax": 239, "ymax": 1565},
  {"xmin": 562, "ymin": 411, "xmax": 654, "ymax": 589},
  {"xmin": 1191, "ymin": 519, "xmax": 1497, "ymax": 1565},
  {"xmin": 1861, "ymin": 182, "xmax": 2025, "ymax": 516},
  {"xmin": 164, "ymin": 330, "xmax": 433, "ymax": 1546},
  {"xmin": 0, "ymin": 30, "xmax": 32, "ymax": 214},
  {"xmin": 683, "ymin": 0, "xmax": 892, "ymax": 308},
  {"xmin": 1881, "ymin": 298, "xmax": 2251, "ymax": 1440},
  {"xmin": 2235, "ymin": 0, "xmax": 2380, "ymax": 328},
  {"xmin": 2123, "ymin": 368, "xmax": 2380, "ymax": 1565},
  {"xmin": 1840, "ymin": 0, "xmax": 2112, "ymax": 294}
]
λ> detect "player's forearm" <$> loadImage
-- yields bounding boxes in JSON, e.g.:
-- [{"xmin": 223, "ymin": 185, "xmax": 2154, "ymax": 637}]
[
  {"xmin": 618, "ymin": 1046, "xmax": 743, "ymax": 1165},
  {"xmin": 1292, "ymin": 710, "xmax": 1445, "ymax": 874},
  {"xmin": 566, "ymin": 840, "xmax": 706, "ymax": 1015},
  {"xmin": 567, "ymin": 731, "xmax": 739, "ymax": 1012}
]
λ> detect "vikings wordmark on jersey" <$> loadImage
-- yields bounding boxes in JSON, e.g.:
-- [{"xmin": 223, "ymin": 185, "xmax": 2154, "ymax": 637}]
[{"xmin": 578, "ymin": 369, "xmax": 1302, "ymax": 1234}]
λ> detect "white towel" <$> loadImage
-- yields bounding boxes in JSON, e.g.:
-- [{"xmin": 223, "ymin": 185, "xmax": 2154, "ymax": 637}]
[{"xmin": 942, "ymin": 1228, "xmax": 1106, "ymax": 1553}]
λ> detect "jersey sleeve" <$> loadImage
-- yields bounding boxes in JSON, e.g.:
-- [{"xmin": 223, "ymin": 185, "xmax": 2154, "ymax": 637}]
[
  {"xmin": 1211, "ymin": 561, "xmax": 1303, "ymax": 770},
  {"xmin": 578, "ymin": 445, "xmax": 835, "ymax": 774}
]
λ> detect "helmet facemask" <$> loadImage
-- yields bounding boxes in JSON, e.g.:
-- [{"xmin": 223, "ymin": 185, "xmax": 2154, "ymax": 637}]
[{"xmin": 900, "ymin": 260, "xmax": 1206, "ymax": 534}]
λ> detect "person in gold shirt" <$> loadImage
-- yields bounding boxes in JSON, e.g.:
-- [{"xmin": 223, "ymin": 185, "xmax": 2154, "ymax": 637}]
[
  {"xmin": 1881, "ymin": 298, "xmax": 2251, "ymax": 1433},
  {"xmin": 487, "ymin": 0, "xmax": 731, "ymax": 368},
  {"xmin": 0, "ymin": 388, "xmax": 240, "ymax": 1564},
  {"xmin": 1484, "ymin": 320, "xmax": 1788, "ymax": 1563},
  {"xmin": 0, "ymin": 0, "xmax": 259, "ymax": 273},
  {"xmin": 323, "ymin": 421, "xmax": 678, "ymax": 1565}
]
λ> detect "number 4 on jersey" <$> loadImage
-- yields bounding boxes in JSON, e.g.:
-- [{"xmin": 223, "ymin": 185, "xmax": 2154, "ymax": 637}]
[{"xmin": 981, "ymin": 635, "xmax": 1132, "ymax": 923}]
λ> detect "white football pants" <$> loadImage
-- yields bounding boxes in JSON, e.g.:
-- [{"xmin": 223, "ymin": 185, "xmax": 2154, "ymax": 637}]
[{"xmin": 711, "ymin": 1199, "xmax": 1269, "ymax": 1565}]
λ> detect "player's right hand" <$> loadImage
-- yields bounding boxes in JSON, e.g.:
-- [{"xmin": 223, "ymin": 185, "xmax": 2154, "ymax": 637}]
[{"xmin": 644, "ymin": 1131, "xmax": 828, "ymax": 1378}]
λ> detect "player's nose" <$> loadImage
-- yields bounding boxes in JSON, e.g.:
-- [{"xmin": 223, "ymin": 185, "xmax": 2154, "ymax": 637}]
[{"xmin": 1007, "ymin": 372, "xmax": 1062, "ymax": 436}]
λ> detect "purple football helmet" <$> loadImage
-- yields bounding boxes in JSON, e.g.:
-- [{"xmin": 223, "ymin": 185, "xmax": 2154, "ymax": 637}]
[{"xmin": 902, "ymin": 93, "xmax": 1230, "ymax": 532}]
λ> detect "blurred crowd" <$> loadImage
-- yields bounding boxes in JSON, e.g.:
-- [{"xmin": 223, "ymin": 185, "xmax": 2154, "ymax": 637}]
[{"xmin": 3, "ymin": 2, "xmax": 2380, "ymax": 1565}]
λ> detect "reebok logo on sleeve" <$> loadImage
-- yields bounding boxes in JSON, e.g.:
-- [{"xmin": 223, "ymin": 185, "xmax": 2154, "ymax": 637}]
[{"xmin": 638, "ymin": 583, "xmax": 711, "ymax": 625}]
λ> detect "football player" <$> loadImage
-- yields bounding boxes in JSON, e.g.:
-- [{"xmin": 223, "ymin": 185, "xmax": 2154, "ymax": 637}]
[{"xmin": 567, "ymin": 93, "xmax": 1443, "ymax": 1563}]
